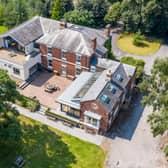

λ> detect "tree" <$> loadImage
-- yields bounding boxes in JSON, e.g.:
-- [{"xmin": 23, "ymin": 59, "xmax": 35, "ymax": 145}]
[
  {"xmin": 61, "ymin": 0, "xmax": 74, "ymax": 13},
  {"xmin": 4, "ymin": 1, "xmax": 18, "ymax": 28},
  {"xmin": 0, "ymin": 70, "xmax": 21, "ymax": 140},
  {"xmin": 63, "ymin": 9, "xmax": 94, "ymax": 26},
  {"xmin": 121, "ymin": 0, "xmax": 143, "ymax": 33},
  {"xmin": 51, "ymin": 0, "xmax": 63, "ymax": 20},
  {"xmin": 15, "ymin": 0, "xmax": 29, "ymax": 25},
  {"xmin": 139, "ymin": 58, "xmax": 168, "ymax": 137},
  {"xmin": 77, "ymin": 0, "xmax": 109, "ymax": 26},
  {"xmin": 139, "ymin": 58, "xmax": 168, "ymax": 156},
  {"xmin": 0, "ymin": 3, "xmax": 5, "ymax": 25},
  {"xmin": 120, "ymin": 0, "xmax": 168, "ymax": 35},
  {"xmin": 104, "ymin": 2, "xmax": 121, "ymax": 25}
]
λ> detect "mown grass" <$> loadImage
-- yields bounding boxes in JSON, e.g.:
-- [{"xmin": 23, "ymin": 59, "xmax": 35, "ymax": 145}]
[
  {"xmin": 117, "ymin": 34, "xmax": 161, "ymax": 56},
  {"xmin": 0, "ymin": 116, "xmax": 106, "ymax": 168}
]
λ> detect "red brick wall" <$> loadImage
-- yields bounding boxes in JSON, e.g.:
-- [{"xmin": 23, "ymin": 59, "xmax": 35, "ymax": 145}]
[
  {"xmin": 66, "ymin": 52, "xmax": 76, "ymax": 63},
  {"xmin": 52, "ymin": 60, "xmax": 62, "ymax": 74},
  {"xmin": 52, "ymin": 48, "xmax": 62, "ymax": 59},
  {"xmin": 40, "ymin": 44, "xmax": 47, "ymax": 55},
  {"xmin": 40, "ymin": 44, "xmax": 90, "ymax": 77},
  {"xmin": 126, "ymin": 69, "xmax": 136, "ymax": 93},
  {"xmin": 81, "ymin": 56, "xmax": 90, "ymax": 68},
  {"xmin": 80, "ymin": 100, "xmax": 110, "ymax": 132},
  {"xmin": 41, "ymin": 56, "xmax": 48, "ymax": 68},
  {"xmin": 67, "ymin": 64, "xmax": 75, "ymax": 76}
]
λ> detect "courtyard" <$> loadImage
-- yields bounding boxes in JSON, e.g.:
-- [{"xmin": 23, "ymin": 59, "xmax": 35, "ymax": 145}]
[{"xmin": 19, "ymin": 71, "xmax": 72, "ymax": 109}]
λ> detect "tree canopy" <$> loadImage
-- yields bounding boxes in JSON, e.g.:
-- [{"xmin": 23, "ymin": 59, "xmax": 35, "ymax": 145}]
[
  {"xmin": 139, "ymin": 58, "xmax": 168, "ymax": 137},
  {"xmin": 63, "ymin": 9, "xmax": 94, "ymax": 27},
  {"xmin": 0, "ymin": 70, "xmax": 21, "ymax": 140}
]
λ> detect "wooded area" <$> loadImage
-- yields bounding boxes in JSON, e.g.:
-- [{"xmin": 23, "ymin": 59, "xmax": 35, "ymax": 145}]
[{"xmin": 0, "ymin": 0, "xmax": 168, "ymax": 36}]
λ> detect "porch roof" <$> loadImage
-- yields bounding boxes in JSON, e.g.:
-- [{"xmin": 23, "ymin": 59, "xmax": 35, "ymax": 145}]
[{"xmin": 84, "ymin": 111, "xmax": 102, "ymax": 120}]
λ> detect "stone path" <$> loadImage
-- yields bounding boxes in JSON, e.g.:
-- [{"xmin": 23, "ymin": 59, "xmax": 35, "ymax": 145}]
[{"xmin": 15, "ymin": 105, "xmax": 104, "ymax": 146}]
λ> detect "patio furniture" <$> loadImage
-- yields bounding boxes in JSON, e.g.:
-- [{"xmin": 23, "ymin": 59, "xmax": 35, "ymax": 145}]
[
  {"xmin": 14, "ymin": 155, "xmax": 25, "ymax": 168},
  {"xmin": 44, "ymin": 82, "xmax": 57, "ymax": 93}
]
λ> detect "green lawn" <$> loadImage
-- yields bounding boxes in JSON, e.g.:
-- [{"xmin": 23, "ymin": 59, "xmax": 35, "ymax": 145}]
[
  {"xmin": 0, "ymin": 116, "xmax": 106, "ymax": 168},
  {"xmin": 117, "ymin": 34, "xmax": 161, "ymax": 56},
  {"xmin": 0, "ymin": 26, "xmax": 8, "ymax": 34}
]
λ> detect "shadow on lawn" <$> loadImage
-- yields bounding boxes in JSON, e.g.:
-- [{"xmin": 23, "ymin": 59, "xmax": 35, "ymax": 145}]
[
  {"xmin": 104, "ymin": 93, "xmax": 145, "ymax": 141},
  {"xmin": 0, "ymin": 122, "xmax": 76, "ymax": 168}
]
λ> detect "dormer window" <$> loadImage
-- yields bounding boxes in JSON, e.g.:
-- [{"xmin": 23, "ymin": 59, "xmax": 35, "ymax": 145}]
[
  {"xmin": 115, "ymin": 74, "xmax": 123, "ymax": 82},
  {"xmin": 76, "ymin": 54, "xmax": 81, "ymax": 64},
  {"xmin": 62, "ymin": 50, "xmax": 66, "ymax": 60},
  {"xmin": 100, "ymin": 94, "xmax": 110, "ymax": 104},
  {"xmin": 108, "ymin": 84, "xmax": 116, "ymax": 94}
]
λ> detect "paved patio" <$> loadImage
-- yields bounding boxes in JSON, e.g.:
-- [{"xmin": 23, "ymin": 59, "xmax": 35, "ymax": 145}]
[{"xmin": 19, "ymin": 71, "xmax": 72, "ymax": 109}]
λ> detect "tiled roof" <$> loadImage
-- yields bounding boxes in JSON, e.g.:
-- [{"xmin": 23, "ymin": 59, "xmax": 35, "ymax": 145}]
[{"xmin": 0, "ymin": 16, "xmax": 107, "ymax": 56}]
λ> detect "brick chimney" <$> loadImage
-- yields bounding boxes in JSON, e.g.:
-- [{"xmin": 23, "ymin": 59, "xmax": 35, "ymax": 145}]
[
  {"xmin": 59, "ymin": 22, "xmax": 67, "ymax": 29},
  {"xmin": 104, "ymin": 24, "xmax": 111, "ymax": 37},
  {"xmin": 91, "ymin": 37, "xmax": 97, "ymax": 50}
]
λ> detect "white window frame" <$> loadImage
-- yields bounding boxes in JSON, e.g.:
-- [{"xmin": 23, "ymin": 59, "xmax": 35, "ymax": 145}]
[
  {"xmin": 75, "ymin": 66, "xmax": 81, "ymax": 76},
  {"xmin": 47, "ymin": 57, "xmax": 53, "ymax": 70},
  {"xmin": 84, "ymin": 116, "xmax": 100, "ymax": 128},
  {"xmin": 62, "ymin": 64, "xmax": 66, "ymax": 76},
  {"xmin": 62, "ymin": 49, "xmax": 66, "ymax": 61},
  {"xmin": 47, "ymin": 47, "xmax": 52, "ymax": 56},
  {"xmin": 76, "ymin": 54, "xmax": 81, "ymax": 65},
  {"xmin": 13, "ymin": 67, "xmax": 20, "ymax": 76}
]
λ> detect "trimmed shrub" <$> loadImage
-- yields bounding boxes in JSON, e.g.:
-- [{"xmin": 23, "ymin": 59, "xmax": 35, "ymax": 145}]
[
  {"xmin": 133, "ymin": 32, "xmax": 145, "ymax": 46},
  {"xmin": 16, "ymin": 95, "xmax": 40, "ymax": 112}
]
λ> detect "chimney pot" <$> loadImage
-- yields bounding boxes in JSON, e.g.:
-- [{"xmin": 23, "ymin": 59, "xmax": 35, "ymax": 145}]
[
  {"xmin": 59, "ymin": 22, "xmax": 67, "ymax": 29},
  {"xmin": 104, "ymin": 24, "xmax": 111, "ymax": 37},
  {"xmin": 91, "ymin": 37, "xmax": 97, "ymax": 50}
]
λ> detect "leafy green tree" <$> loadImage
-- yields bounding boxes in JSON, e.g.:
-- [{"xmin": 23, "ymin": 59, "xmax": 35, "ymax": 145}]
[
  {"xmin": 0, "ymin": 70, "xmax": 21, "ymax": 140},
  {"xmin": 15, "ymin": 0, "xmax": 29, "ymax": 25},
  {"xmin": 4, "ymin": 1, "xmax": 18, "ymax": 28},
  {"xmin": 63, "ymin": 9, "xmax": 94, "ymax": 26},
  {"xmin": 139, "ymin": 58, "xmax": 168, "ymax": 137},
  {"xmin": 0, "ymin": 3, "xmax": 5, "ymax": 25},
  {"xmin": 61, "ymin": 0, "xmax": 74, "ymax": 13},
  {"xmin": 104, "ymin": 2, "xmax": 121, "ymax": 25},
  {"xmin": 77, "ymin": 0, "xmax": 109, "ymax": 26},
  {"xmin": 51, "ymin": 0, "xmax": 63, "ymax": 20}
]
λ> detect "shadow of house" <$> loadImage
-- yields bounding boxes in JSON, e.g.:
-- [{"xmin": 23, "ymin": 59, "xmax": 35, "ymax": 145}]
[
  {"xmin": 0, "ymin": 122, "xmax": 76, "ymax": 168},
  {"xmin": 104, "ymin": 93, "xmax": 145, "ymax": 141},
  {"xmin": 30, "ymin": 70, "xmax": 54, "ymax": 87}
]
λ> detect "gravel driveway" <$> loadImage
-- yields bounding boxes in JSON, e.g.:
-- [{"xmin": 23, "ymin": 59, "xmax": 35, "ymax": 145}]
[{"xmin": 103, "ymin": 94, "xmax": 167, "ymax": 168}]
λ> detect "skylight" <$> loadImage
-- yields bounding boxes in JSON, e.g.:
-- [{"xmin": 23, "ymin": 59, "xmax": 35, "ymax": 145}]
[{"xmin": 107, "ymin": 84, "xmax": 116, "ymax": 94}]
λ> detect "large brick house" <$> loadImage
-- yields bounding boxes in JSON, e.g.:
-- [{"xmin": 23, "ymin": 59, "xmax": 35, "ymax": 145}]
[
  {"xmin": 37, "ymin": 21, "xmax": 109, "ymax": 78},
  {"xmin": 57, "ymin": 60, "xmax": 136, "ymax": 133},
  {"xmin": 0, "ymin": 16, "xmax": 109, "ymax": 80},
  {"xmin": 0, "ymin": 17, "xmax": 136, "ymax": 133}
]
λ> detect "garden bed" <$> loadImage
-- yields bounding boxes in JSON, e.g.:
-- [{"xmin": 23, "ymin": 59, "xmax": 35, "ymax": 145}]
[{"xmin": 15, "ymin": 95, "xmax": 40, "ymax": 112}]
